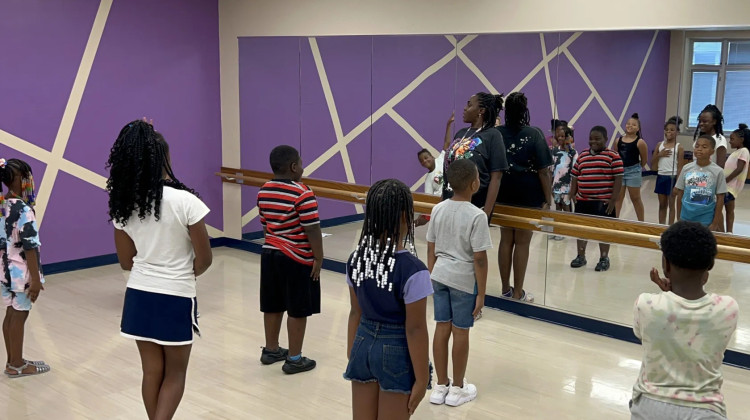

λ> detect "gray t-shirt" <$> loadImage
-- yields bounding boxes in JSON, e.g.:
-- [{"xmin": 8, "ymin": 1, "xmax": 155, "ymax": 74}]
[{"xmin": 427, "ymin": 199, "xmax": 493, "ymax": 294}]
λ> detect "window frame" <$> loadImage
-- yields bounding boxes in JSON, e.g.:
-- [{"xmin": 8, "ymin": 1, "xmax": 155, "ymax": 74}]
[{"xmin": 681, "ymin": 36, "xmax": 750, "ymax": 133}]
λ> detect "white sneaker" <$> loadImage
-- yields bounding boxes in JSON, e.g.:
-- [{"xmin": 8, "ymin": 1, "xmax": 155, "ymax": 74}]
[
  {"xmin": 445, "ymin": 379, "xmax": 477, "ymax": 407},
  {"xmin": 429, "ymin": 380, "xmax": 451, "ymax": 404}
]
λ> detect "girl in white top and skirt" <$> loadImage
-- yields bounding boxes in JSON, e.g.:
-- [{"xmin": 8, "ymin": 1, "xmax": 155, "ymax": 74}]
[
  {"xmin": 108, "ymin": 119, "xmax": 212, "ymax": 420},
  {"xmin": 652, "ymin": 116, "xmax": 686, "ymax": 225}
]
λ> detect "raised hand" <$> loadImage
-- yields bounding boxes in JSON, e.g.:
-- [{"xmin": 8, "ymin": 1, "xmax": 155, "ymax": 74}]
[{"xmin": 650, "ymin": 267, "xmax": 671, "ymax": 292}]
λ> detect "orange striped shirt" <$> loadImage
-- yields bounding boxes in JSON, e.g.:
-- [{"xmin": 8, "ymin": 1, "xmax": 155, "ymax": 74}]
[{"xmin": 257, "ymin": 179, "xmax": 320, "ymax": 265}]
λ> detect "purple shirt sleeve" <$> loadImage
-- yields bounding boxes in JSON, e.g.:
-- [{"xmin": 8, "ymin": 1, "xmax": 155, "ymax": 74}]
[{"xmin": 403, "ymin": 270, "xmax": 433, "ymax": 304}]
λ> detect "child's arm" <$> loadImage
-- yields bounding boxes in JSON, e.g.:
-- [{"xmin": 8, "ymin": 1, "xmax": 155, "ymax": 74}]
[
  {"xmin": 569, "ymin": 177, "xmax": 578, "ymax": 203},
  {"xmin": 24, "ymin": 248, "xmax": 43, "ymax": 303},
  {"xmin": 607, "ymin": 175, "xmax": 623, "ymax": 215},
  {"xmin": 638, "ymin": 139, "xmax": 649, "ymax": 169},
  {"xmin": 114, "ymin": 228, "xmax": 137, "ymax": 271},
  {"xmin": 651, "ymin": 142, "xmax": 662, "ymax": 171},
  {"xmin": 725, "ymin": 160, "xmax": 746, "ymax": 183},
  {"xmin": 427, "ymin": 241, "xmax": 436, "ymax": 273},
  {"xmin": 675, "ymin": 188, "xmax": 684, "ymax": 220},
  {"xmin": 303, "ymin": 224, "xmax": 324, "ymax": 280},
  {"xmin": 537, "ymin": 169, "xmax": 553, "ymax": 209},
  {"xmin": 710, "ymin": 194, "xmax": 725, "ymax": 232},
  {"xmin": 189, "ymin": 219, "xmax": 212, "ymax": 276},
  {"xmin": 347, "ymin": 286, "xmax": 361, "ymax": 359},
  {"xmin": 716, "ymin": 146, "xmax": 728, "ymax": 168},
  {"xmin": 405, "ymin": 297, "xmax": 429, "ymax": 415},
  {"xmin": 677, "ymin": 144, "xmax": 686, "ymax": 175},
  {"xmin": 473, "ymin": 250, "xmax": 487, "ymax": 318}
]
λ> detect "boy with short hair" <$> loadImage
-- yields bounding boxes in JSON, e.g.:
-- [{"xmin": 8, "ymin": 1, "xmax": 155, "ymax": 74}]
[
  {"xmin": 675, "ymin": 134, "xmax": 728, "ymax": 232},
  {"xmin": 257, "ymin": 145, "xmax": 324, "ymax": 374},
  {"xmin": 569, "ymin": 125, "xmax": 624, "ymax": 272},
  {"xmin": 631, "ymin": 221, "xmax": 738, "ymax": 419},
  {"xmin": 427, "ymin": 159, "xmax": 491, "ymax": 407}
]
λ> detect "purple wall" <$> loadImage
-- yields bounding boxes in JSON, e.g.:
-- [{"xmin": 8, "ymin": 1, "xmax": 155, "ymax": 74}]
[
  {"xmin": 238, "ymin": 31, "xmax": 671, "ymax": 231},
  {"xmin": 0, "ymin": 0, "xmax": 221, "ymax": 263}
]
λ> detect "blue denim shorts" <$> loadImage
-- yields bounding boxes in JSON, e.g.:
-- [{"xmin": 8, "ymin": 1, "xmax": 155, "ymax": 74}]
[
  {"xmin": 344, "ymin": 319, "xmax": 416, "ymax": 394},
  {"xmin": 432, "ymin": 281, "xmax": 476, "ymax": 329},
  {"xmin": 622, "ymin": 164, "xmax": 643, "ymax": 188}
]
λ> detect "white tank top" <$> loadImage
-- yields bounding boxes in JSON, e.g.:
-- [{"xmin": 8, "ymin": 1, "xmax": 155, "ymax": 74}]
[{"xmin": 657, "ymin": 142, "xmax": 679, "ymax": 176}]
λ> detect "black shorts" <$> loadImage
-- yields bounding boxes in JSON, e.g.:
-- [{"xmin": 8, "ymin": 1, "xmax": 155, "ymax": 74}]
[
  {"xmin": 575, "ymin": 200, "xmax": 617, "ymax": 218},
  {"xmin": 260, "ymin": 249, "xmax": 321, "ymax": 318}
]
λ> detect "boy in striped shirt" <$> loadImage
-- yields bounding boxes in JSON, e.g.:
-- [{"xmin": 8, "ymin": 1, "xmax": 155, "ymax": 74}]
[
  {"xmin": 257, "ymin": 145, "xmax": 324, "ymax": 374},
  {"xmin": 569, "ymin": 126, "xmax": 624, "ymax": 272}
]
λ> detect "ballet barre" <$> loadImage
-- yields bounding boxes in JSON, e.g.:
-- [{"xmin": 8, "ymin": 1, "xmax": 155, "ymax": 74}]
[{"xmin": 216, "ymin": 167, "xmax": 750, "ymax": 263}]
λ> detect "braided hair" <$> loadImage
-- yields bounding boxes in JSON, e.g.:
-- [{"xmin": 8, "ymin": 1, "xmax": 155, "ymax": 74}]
[
  {"xmin": 476, "ymin": 92, "xmax": 504, "ymax": 129},
  {"xmin": 693, "ymin": 104, "xmax": 724, "ymax": 142},
  {"xmin": 504, "ymin": 92, "xmax": 530, "ymax": 131},
  {"xmin": 350, "ymin": 179, "xmax": 415, "ymax": 290},
  {"xmin": 0, "ymin": 158, "xmax": 36, "ymax": 216},
  {"xmin": 734, "ymin": 123, "xmax": 750, "ymax": 150},
  {"xmin": 106, "ymin": 120, "xmax": 198, "ymax": 226}
]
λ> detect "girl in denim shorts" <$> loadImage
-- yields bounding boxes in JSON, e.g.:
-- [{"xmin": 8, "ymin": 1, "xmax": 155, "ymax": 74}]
[{"xmin": 344, "ymin": 179, "xmax": 433, "ymax": 419}]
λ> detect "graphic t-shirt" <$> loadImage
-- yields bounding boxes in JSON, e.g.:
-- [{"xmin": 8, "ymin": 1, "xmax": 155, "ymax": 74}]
[
  {"xmin": 424, "ymin": 151, "xmax": 445, "ymax": 196},
  {"xmin": 633, "ymin": 292, "xmax": 738, "ymax": 416},
  {"xmin": 444, "ymin": 127, "xmax": 508, "ymax": 197},
  {"xmin": 724, "ymin": 147, "xmax": 749, "ymax": 197},
  {"xmin": 675, "ymin": 162, "xmax": 727, "ymax": 226},
  {"xmin": 552, "ymin": 146, "xmax": 578, "ymax": 195},
  {"xmin": 497, "ymin": 126, "xmax": 554, "ymax": 207},
  {"xmin": 1, "ymin": 199, "xmax": 44, "ymax": 293}
]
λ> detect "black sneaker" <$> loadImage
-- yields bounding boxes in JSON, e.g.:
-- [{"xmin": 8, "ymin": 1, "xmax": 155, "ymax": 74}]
[
  {"xmin": 282, "ymin": 356, "xmax": 316, "ymax": 374},
  {"xmin": 595, "ymin": 257, "xmax": 610, "ymax": 272},
  {"xmin": 570, "ymin": 255, "xmax": 587, "ymax": 268},
  {"xmin": 260, "ymin": 347, "xmax": 289, "ymax": 365}
]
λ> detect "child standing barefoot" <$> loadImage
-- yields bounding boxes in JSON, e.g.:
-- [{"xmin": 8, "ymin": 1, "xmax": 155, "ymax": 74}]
[
  {"xmin": 631, "ymin": 221, "xmax": 738, "ymax": 419},
  {"xmin": 108, "ymin": 121, "xmax": 212, "ymax": 419},
  {"xmin": 345, "ymin": 179, "xmax": 432, "ymax": 419},
  {"xmin": 1, "ymin": 158, "xmax": 50, "ymax": 378}
]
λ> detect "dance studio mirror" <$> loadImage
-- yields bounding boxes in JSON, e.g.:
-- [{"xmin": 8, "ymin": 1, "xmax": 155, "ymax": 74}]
[{"xmin": 236, "ymin": 28, "xmax": 750, "ymax": 354}]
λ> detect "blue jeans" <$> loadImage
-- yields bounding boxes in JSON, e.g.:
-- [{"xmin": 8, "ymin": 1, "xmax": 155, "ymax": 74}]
[
  {"xmin": 344, "ymin": 319, "xmax": 415, "ymax": 394},
  {"xmin": 432, "ymin": 281, "xmax": 477, "ymax": 329}
]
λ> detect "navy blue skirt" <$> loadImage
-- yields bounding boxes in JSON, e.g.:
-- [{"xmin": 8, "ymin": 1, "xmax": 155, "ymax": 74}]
[{"xmin": 121, "ymin": 288, "xmax": 199, "ymax": 345}]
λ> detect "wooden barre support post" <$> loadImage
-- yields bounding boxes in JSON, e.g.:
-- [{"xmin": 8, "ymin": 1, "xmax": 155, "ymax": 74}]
[{"xmin": 216, "ymin": 168, "xmax": 750, "ymax": 262}]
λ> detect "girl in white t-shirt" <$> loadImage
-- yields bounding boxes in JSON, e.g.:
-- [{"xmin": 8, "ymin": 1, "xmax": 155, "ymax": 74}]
[
  {"xmin": 108, "ymin": 120, "xmax": 212, "ymax": 419},
  {"xmin": 692, "ymin": 105, "xmax": 728, "ymax": 167}
]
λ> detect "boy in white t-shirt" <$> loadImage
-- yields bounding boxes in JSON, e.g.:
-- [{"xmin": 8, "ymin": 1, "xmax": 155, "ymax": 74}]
[{"xmin": 630, "ymin": 221, "xmax": 738, "ymax": 420}]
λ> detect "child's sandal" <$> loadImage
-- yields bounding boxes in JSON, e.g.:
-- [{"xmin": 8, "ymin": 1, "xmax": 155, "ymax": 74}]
[{"xmin": 5, "ymin": 362, "xmax": 50, "ymax": 378}]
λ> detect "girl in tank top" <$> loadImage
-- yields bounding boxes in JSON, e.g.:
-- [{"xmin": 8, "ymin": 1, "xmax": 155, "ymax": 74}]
[
  {"xmin": 652, "ymin": 116, "xmax": 685, "ymax": 225},
  {"xmin": 615, "ymin": 113, "xmax": 649, "ymax": 221}
]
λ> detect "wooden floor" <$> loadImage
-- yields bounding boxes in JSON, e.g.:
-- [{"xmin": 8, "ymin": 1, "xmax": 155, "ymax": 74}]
[
  {"xmin": 3, "ymin": 248, "xmax": 750, "ymax": 419},
  {"xmin": 301, "ymin": 176, "xmax": 750, "ymax": 354}
]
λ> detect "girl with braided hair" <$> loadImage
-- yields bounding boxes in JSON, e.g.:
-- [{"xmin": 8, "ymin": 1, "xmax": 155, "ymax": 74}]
[
  {"xmin": 108, "ymin": 119, "xmax": 212, "ymax": 419},
  {"xmin": 693, "ymin": 104, "xmax": 728, "ymax": 167},
  {"xmin": 496, "ymin": 92, "xmax": 554, "ymax": 302},
  {"xmin": 1, "ymin": 158, "xmax": 50, "ymax": 378},
  {"xmin": 444, "ymin": 92, "xmax": 508, "ymax": 220},
  {"xmin": 344, "ymin": 179, "xmax": 432, "ymax": 419}
]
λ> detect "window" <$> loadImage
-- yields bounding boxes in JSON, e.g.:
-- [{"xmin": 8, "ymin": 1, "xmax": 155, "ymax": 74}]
[{"xmin": 685, "ymin": 39, "xmax": 750, "ymax": 131}]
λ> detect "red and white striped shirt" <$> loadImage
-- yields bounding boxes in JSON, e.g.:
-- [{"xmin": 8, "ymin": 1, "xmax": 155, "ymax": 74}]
[
  {"xmin": 571, "ymin": 149, "xmax": 624, "ymax": 201},
  {"xmin": 257, "ymin": 179, "xmax": 320, "ymax": 265}
]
